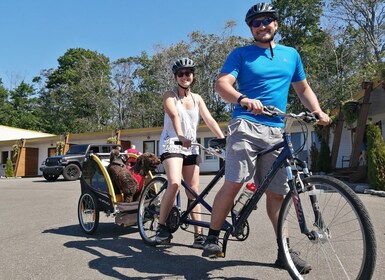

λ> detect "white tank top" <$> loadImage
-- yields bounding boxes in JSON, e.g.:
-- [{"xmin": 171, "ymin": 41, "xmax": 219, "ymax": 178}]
[{"xmin": 159, "ymin": 92, "xmax": 200, "ymax": 156}]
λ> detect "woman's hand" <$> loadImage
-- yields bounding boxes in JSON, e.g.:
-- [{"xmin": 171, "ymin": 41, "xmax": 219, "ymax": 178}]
[{"xmin": 178, "ymin": 135, "xmax": 192, "ymax": 148}]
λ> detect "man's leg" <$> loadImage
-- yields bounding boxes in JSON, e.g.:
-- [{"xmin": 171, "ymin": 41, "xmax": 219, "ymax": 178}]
[
  {"xmin": 267, "ymin": 190, "xmax": 312, "ymax": 274},
  {"xmin": 265, "ymin": 190, "xmax": 284, "ymax": 235},
  {"xmin": 202, "ymin": 181, "xmax": 242, "ymax": 257}
]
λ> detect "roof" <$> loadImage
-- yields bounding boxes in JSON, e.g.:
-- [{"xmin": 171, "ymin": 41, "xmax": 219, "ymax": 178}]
[{"xmin": 0, "ymin": 125, "xmax": 56, "ymax": 141}]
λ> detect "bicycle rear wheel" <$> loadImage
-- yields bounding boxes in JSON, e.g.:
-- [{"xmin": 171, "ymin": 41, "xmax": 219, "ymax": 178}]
[
  {"xmin": 137, "ymin": 176, "xmax": 167, "ymax": 245},
  {"xmin": 278, "ymin": 175, "xmax": 376, "ymax": 280}
]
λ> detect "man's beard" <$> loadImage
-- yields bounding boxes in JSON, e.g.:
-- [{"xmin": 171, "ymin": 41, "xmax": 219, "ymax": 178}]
[{"xmin": 253, "ymin": 32, "xmax": 275, "ymax": 43}]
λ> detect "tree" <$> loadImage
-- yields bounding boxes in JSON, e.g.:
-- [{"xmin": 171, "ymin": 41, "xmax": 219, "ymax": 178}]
[
  {"xmin": 328, "ymin": 0, "xmax": 385, "ymax": 65},
  {"xmin": 0, "ymin": 79, "xmax": 11, "ymax": 125},
  {"xmin": 110, "ymin": 57, "xmax": 138, "ymax": 129},
  {"xmin": 7, "ymin": 81, "xmax": 43, "ymax": 131},
  {"xmin": 316, "ymin": 138, "xmax": 332, "ymax": 173},
  {"xmin": 42, "ymin": 48, "xmax": 111, "ymax": 133},
  {"xmin": 4, "ymin": 158, "xmax": 14, "ymax": 178},
  {"xmin": 367, "ymin": 122, "xmax": 385, "ymax": 190}
]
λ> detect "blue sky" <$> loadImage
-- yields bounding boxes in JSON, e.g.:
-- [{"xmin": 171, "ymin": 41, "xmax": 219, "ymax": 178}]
[{"xmin": 0, "ymin": 0, "xmax": 257, "ymax": 86}]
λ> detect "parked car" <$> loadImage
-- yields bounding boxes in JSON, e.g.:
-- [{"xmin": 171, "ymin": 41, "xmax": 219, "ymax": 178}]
[{"xmin": 40, "ymin": 144, "xmax": 118, "ymax": 181}]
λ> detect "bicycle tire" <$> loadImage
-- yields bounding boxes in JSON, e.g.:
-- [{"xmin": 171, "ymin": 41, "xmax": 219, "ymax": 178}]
[
  {"xmin": 78, "ymin": 191, "xmax": 100, "ymax": 234},
  {"xmin": 277, "ymin": 175, "xmax": 376, "ymax": 280},
  {"xmin": 137, "ymin": 176, "xmax": 168, "ymax": 245}
]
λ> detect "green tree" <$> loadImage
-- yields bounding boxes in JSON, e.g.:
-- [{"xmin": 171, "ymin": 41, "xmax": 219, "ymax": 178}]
[
  {"xmin": 316, "ymin": 138, "xmax": 332, "ymax": 173},
  {"xmin": 42, "ymin": 48, "xmax": 111, "ymax": 134},
  {"xmin": 4, "ymin": 158, "xmax": 14, "ymax": 178},
  {"xmin": 367, "ymin": 122, "xmax": 385, "ymax": 190},
  {"xmin": 7, "ymin": 81, "xmax": 43, "ymax": 131},
  {"xmin": 0, "ymin": 79, "xmax": 11, "ymax": 125}
]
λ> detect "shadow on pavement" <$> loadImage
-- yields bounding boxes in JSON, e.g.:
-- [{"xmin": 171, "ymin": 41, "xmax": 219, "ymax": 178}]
[{"xmin": 44, "ymin": 224, "xmax": 277, "ymax": 280}]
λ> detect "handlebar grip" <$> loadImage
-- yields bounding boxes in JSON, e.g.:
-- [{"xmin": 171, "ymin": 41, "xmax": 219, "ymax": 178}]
[{"xmin": 303, "ymin": 112, "xmax": 318, "ymax": 123}]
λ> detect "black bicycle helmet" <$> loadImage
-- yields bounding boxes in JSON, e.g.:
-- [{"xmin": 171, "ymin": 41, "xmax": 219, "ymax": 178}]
[
  {"xmin": 172, "ymin": 57, "xmax": 195, "ymax": 74},
  {"xmin": 245, "ymin": 3, "xmax": 278, "ymax": 26}
]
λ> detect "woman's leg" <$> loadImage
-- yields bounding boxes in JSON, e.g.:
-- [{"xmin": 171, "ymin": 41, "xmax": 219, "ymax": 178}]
[
  {"xmin": 182, "ymin": 164, "xmax": 202, "ymax": 234},
  {"xmin": 158, "ymin": 157, "xmax": 183, "ymax": 225}
]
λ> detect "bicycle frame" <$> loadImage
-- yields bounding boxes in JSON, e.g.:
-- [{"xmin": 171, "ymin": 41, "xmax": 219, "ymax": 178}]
[{"xmin": 173, "ymin": 131, "xmax": 311, "ymax": 239}]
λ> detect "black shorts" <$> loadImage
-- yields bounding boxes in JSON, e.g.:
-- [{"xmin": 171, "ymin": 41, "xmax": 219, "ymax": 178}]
[{"xmin": 160, "ymin": 153, "xmax": 199, "ymax": 166}]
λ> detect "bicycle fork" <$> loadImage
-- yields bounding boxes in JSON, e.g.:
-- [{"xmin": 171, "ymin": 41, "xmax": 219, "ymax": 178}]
[{"xmin": 288, "ymin": 162, "xmax": 328, "ymax": 242}]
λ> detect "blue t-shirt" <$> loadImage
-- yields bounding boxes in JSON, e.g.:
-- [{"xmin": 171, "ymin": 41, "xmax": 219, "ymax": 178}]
[{"xmin": 221, "ymin": 44, "xmax": 306, "ymax": 127}]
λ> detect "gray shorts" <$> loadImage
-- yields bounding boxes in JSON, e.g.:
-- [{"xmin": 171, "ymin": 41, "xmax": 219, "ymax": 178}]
[{"xmin": 225, "ymin": 118, "xmax": 289, "ymax": 195}]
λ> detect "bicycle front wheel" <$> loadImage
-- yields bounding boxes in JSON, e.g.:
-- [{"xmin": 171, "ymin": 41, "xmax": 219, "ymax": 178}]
[
  {"xmin": 137, "ymin": 176, "xmax": 167, "ymax": 245},
  {"xmin": 278, "ymin": 175, "xmax": 376, "ymax": 280}
]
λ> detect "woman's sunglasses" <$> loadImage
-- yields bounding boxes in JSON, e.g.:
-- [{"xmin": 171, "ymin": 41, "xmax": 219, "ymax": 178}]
[
  {"xmin": 251, "ymin": 17, "xmax": 274, "ymax": 28},
  {"xmin": 176, "ymin": 70, "xmax": 193, "ymax": 78}
]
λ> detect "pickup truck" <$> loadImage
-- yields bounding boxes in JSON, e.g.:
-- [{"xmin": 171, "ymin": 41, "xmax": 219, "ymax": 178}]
[{"xmin": 40, "ymin": 143, "xmax": 118, "ymax": 181}]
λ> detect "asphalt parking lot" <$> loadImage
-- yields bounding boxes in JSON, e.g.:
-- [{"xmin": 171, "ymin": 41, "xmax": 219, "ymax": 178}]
[{"xmin": 0, "ymin": 176, "xmax": 384, "ymax": 279}]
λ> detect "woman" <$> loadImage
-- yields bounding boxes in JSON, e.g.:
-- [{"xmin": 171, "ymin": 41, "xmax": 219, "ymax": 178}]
[{"xmin": 157, "ymin": 57, "xmax": 225, "ymax": 248}]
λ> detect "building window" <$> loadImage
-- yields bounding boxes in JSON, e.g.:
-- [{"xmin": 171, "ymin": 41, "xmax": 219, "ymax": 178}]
[
  {"xmin": 204, "ymin": 137, "xmax": 216, "ymax": 160},
  {"xmin": 292, "ymin": 132, "xmax": 308, "ymax": 162},
  {"xmin": 156, "ymin": 140, "xmax": 160, "ymax": 156},
  {"xmin": 1, "ymin": 151, "xmax": 9, "ymax": 164},
  {"xmin": 311, "ymin": 131, "xmax": 321, "ymax": 150},
  {"xmin": 144, "ymin": 141, "xmax": 155, "ymax": 154}
]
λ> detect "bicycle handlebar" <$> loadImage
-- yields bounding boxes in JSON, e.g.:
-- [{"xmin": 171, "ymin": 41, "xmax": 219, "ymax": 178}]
[{"xmin": 263, "ymin": 106, "xmax": 318, "ymax": 123}]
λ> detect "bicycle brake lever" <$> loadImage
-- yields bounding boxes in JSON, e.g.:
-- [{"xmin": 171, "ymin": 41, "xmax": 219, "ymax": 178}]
[
  {"xmin": 303, "ymin": 112, "xmax": 318, "ymax": 123},
  {"xmin": 263, "ymin": 106, "xmax": 277, "ymax": 117}
]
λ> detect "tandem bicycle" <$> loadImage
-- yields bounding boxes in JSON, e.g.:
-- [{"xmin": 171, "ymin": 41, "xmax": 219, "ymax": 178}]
[{"xmin": 137, "ymin": 106, "xmax": 376, "ymax": 280}]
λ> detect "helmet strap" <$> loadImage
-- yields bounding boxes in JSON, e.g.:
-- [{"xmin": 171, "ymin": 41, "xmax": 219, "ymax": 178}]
[
  {"xmin": 269, "ymin": 42, "xmax": 274, "ymax": 59},
  {"xmin": 178, "ymin": 84, "xmax": 189, "ymax": 96}
]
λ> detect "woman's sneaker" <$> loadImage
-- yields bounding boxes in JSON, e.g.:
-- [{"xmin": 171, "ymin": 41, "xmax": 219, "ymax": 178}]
[
  {"xmin": 155, "ymin": 224, "xmax": 173, "ymax": 244},
  {"xmin": 201, "ymin": 235, "xmax": 223, "ymax": 258},
  {"xmin": 275, "ymin": 249, "xmax": 312, "ymax": 274},
  {"xmin": 192, "ymin": 233, "xmax": 206, "ymax": 249}
]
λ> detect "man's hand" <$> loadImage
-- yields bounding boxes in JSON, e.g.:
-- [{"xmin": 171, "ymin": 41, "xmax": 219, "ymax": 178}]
[
  {"xmin": 240, "ymin": 98, "xmax": 264, "ymax": 114},
  {"xmin": 312, "ymin": 110, "xmax": 331, "ymax": 126}
]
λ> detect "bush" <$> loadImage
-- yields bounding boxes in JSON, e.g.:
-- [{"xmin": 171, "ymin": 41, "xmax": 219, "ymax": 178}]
[
  {"xmin": 4, "ymin": 158, "xmax": 14, "ymax": 177},
  {"xmin": 316, "ymin": 139, "xmax": 332, "ymax": 173},
  {"xmin": 310, "ymin": 142, "xmax": 319, "ymax": 172},
  {"xmin": 367, "ymin": 123, "xmax": 385, "ymax": 190}
]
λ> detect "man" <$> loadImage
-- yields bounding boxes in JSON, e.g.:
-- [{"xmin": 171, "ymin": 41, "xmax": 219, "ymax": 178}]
[{"xmin": 202, "ymin": 2, "xmax": 330, "ymax": 274}]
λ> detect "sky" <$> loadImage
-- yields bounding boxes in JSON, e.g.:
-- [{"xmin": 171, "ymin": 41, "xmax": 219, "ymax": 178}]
[{"xmin": 0, "ymin": 0, "xmax": 258, "ymax": 87}]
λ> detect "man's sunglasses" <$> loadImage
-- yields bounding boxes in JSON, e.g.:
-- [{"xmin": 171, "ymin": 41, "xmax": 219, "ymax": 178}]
[
  {"xmin": 251, "ymin": 17, "xmax": 274, "ymax": 28},
  {"xmin": 176, "ymin": 71, "xmax": 193, "ymax": 78}
]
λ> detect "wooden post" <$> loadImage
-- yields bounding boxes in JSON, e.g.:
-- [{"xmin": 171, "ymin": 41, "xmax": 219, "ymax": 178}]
[
  {"xmin": 14, "ymin": 139, "xmax": 26, "ymax": 177},
  {"xmin": 63, "ymin": 133, "xmax": 70, "ymax": 154},
  {"xmin": 115, "ymin": 129, "xmax": 121, "ymax": 145},
  {"xmin": 349, "ymin": 82, "xmax": 372, "ymax": 168},
  {"xmin": 331, "ymin": 109, "xmax": 344, "ymax": 169}
]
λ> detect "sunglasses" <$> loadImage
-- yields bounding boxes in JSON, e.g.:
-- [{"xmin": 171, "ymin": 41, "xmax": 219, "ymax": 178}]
[
  {"xmin": 251, "ymin": 17, "xmax": 274, "ymax": 28},
  {"xmin": 176, "ymin": 71, "xmax": 193, "ymax": 78}
]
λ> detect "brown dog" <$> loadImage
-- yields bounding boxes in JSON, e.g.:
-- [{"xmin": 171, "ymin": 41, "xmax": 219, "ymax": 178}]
[
  {"xmin": 107, "ymin": 149, "xmax": 160, "ymax": 203},
  {"xmin": 129, "ymin": 152, "xmax": 161, "ymax": 201},
  {"xmin": 107, "ymin": 148, "xmax": 138, "ymax": 203}
]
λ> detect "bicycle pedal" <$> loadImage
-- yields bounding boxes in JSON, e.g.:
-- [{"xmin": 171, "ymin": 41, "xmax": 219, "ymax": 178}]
[
  {"xmin": 217, "ymin": 251, "xmax": 225, "ymax": 258},
  {"xmin": 202, "ymin": 250, "xmax": 225, "ymax": 259}
]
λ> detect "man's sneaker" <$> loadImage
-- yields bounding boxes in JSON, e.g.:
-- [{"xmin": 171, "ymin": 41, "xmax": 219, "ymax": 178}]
[
  {"xmin": 192, "ymin": 233, "xmax": 206, "ymax": 249},
  {"xmin": 202, "ymin": 235, "xmax": 223, "ymax": 258},
  {"xmin": 275, "ymin": 249, "xmax": 312, "ymax": 275},
  {"xmin": 155, "ymin": 224, "xmax": 172, "ymax": 244}
]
